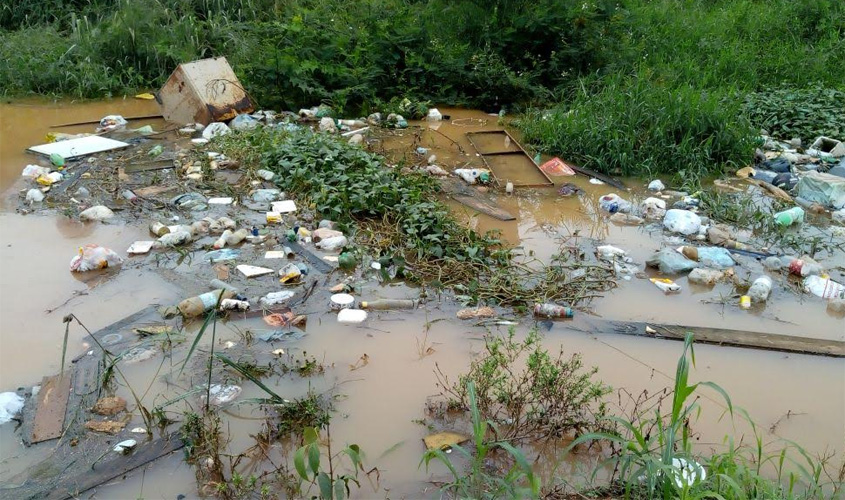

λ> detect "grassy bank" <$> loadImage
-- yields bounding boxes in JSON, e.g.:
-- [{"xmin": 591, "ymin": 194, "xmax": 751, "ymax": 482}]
[{"xmin": 2, "ymin": 0, "xmax": 843, "ymax": 179}]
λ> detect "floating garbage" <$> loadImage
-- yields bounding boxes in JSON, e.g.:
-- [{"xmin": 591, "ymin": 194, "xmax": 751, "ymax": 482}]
[
  {"xmin": 127, "ymin": 241, "xmax": 154, "ymax": 255},
  {"xmin": 646, "ymin": 248, "xmax": 696, "ymax": 274},
  {"xmin": 533, "ymin": 303, "xmax": 574, "ymax": 318},
  {"xmin": 97, "ymin": 115, "xmax": 128, "ymax": 133},
  {"xmin": 252, "ymin": 188, "xmax": 281, "ymax": 202},
  {"xmin": 598, "ymin": 193, "xmax": 631, "ymax": 214},
  {"xmin": 688, "ymin": 268, "xmax": 724, "ymax": 286},
  {"xmin": 207, "ymin": 384, "xmax": 242, "ymax": 405},
  {"xmin": 609, "ymin": 213, "xmax": 643, "ymax": 225},
  {"xmin": 79, "ymin": 205, "xmax": 115, "ymax": 221},
  {"xmin": 21, "ymin": 165, "xmax": 51, "ymax": 178},
  {"xmin": 539, "ymin": 157, "xmax": 576, "ymax": 176},
  {"xmin": 279, "ymin": 263, "xmax": 302, "ymax": 283},
  {"xmin": 337, "ymin": 308, "xmax": 368, "ymax": 323},
  {"xmin": 647, "ymin": 179, "xmax": 665, "ymax": 191},
  {"xmin": 155, "ymin": 230, "xmax": 192, "ymax": 247},
  {"xmin": 236, "ymin": 264, "xmax": 274, "ymax": 278},
  {"xmin": 26, "ymin": 189, "xmax": 45, "ymax": 204},
  {"xmin": 454, "ymin": 168, "xmax": 491, "ymax": 185},
  {"xmin": 260, "ymin": 290, "xmax": 296, "ymax": 307},
  {"xmin": 361, "ymin": 299, "xmax": 417, "ymax": 310},
  {"xmin": 316, "ymin": 235, "xmax": 348, "ymax": 251},
  {"xmin": 258, "ymin": 330, "xmax": 307, "ymax": 342},
  {"xmin": 204, "ymin": 248, "xmax": 240, "ymax": 262},
  {"xmin": 70, "ymin": 244, "xmax": 124, "ymax": 272},
  {"xmin": 113, "ymin": 439, "xmax": 138, "ymax": 454},
  {"xmin": 230, "ymin": 113, "xmax": 260, "ymax": 131},
  {"xmin": 803, "ymin": 275, "xmax": 845, "ymax": 300},
  {"xmin": 678, "ymin": 246, "xmax": 735, "ymax": 269},
  {"xmin": 178, "ymin": 289, "xmax": 236, "ymax": 317},
  {"xmin": 650, "ymin": 277, "xmax": 681, "ymax": 293},
  {"xmin": 641, "ymin": 197, "xmax": 667, "ymax": 219},
  {"xmin": 202, "ymin": 122, "xmax": 231, "ymax": 140},
  {"xmin": 748, "ymin": 276, "xmax": 773, "ymax": 303},
  {"xmin": 774, "ymin": 207, "xmax": 804, "ymax": 226},
  {"xmin": 330, "ymin": 293, "xmax": 355, "ymax": 310},
  {"xmin": 220, "ymin": 298, "xmax": 250, "ymax": 311},
  {"xmin": 0, "ymin": 392, "xmax": 25, "ymax": 425},
  {"xmin": 663, "ymin": 209, "xmax": 701, "ymax": 235}
]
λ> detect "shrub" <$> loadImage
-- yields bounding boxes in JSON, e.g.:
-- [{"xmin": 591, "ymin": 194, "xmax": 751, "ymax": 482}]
[{"xmin": 743, "ymin": 85, "xmax": 845, "ymax": 142}]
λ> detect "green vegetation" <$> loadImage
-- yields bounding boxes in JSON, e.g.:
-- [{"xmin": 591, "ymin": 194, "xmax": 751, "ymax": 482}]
[
  {"xmin": 421, "ymin": 381, "xmax": 541, "ymax": 499},
  {"xmin": 561, "ymin": 333, "xmax": 842, "ymax": 499},
  {"xmin": 434, "ymin": 328, "xmax": 610, "ymax": 443},
  {"xmin": 743, "ymin": 86, "xmax": 845, "ymax": 143},
  {"xmin": 293, "ymin": 426, "xmax": 366, "ymax": 499}
]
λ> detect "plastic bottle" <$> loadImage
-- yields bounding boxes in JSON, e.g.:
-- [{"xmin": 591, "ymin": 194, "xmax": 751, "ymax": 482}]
[
  {"xmin": 213, "ymin": 229, "xmax": 249, "ymax": 250},
  {"xmin": 150, "ymin": 222, "xmax": 170, "ymax": 237},
  {"xmin": 785, "ymin": 256, "xmax": 824, "ymax": 277},
  {"xmin": 803, "ymin": 275, "xmax": 845, "ymax": 300},
  {"xmin": 178, "ymin": 289, "xmax": 236, "ymax": 318},
  {"xmin": 317, "ymin": 235, "xmax": 348, "ymax": 251},
  {"xmin": 747, "ymin": 276, "xmax": 773, "ymax": 303},
  {"xmin": 774, "ymin": 207, "xmax": 804, "ymax": 227},
  {"xmin": 155, "ymin": 230, "xmax": 192, "ymax": 247},
  {"xmin": 533, "ymin": 303, "xmax": 574, "ymax": 318},
  {"xmin": 361, "ymin": 299, "xmax": 417, "ymax": 310}
]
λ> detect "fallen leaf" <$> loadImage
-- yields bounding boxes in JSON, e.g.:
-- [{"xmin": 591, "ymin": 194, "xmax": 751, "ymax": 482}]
[
  {"xmin": 423, "ymin": 431, "xmax": 470, "ymax": 450},
  {"xmin": 456, "ymin": 307, "xmax": 496, "ymax": 320}
]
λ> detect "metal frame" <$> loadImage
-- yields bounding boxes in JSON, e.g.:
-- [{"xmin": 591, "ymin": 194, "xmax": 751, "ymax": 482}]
[{"xmin": 465, "ymin": 130, "xmax": 554, "ymax": 188}]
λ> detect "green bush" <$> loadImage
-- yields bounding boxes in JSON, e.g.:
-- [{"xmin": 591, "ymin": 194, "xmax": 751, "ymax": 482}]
[
  {"xmin": 743, "ymin": 86, "xmax": 845, "ymax": 142},
  {"xmin": 517, "ymin": 73, "xmax": 756, "ymax": 179}
]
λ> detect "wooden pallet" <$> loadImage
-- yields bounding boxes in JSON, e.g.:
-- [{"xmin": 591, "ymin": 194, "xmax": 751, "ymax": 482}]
[{"xmin": 465, "ymin": 130, "xmax": 554, "ymax": 188}]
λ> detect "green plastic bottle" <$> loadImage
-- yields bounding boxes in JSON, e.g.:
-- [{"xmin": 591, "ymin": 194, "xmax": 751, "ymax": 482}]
[
  {"xmin": 774, "ymin": 207, "xmax": 804, "ymax": 227},
  {"xmin": 50, "ymin": 153, "xmax": 65, "ymax": 168},
  {"xmin": 338, "ymin": 252, "xmax": 357, "ymax": 270}
]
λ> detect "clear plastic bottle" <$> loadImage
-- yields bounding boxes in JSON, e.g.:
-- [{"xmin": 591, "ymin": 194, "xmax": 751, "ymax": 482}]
[
  {"xmin": 361, "ymin": 299, "xmax": 417, "ymax": 310},
  {"xmin": 533, "ymin": 303, "xmax": 574, "ymax": 318},
  {"xmin": 149, "ymin": 221, "xmax": 170, "ymax": 237},
  {"xmin": 178, "ymin": 289, "xmax": 236, "ymax": 318}
]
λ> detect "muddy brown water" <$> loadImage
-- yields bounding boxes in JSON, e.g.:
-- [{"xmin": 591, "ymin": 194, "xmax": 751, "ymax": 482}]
[{"xmin": 0, "ymin": 103, "xmax": 842, "ymax": 498}]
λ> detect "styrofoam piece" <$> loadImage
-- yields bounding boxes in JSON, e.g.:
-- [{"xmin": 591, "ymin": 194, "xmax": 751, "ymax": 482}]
[{"xmin": 28, "ymin": 135, "xmax": 129, "ymax": 159}]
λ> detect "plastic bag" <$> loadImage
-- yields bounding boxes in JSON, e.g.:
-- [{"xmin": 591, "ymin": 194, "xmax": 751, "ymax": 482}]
[
  {"xmin": 316, "ymin": 235, "xmax": 348, "ymax": 251},
  {"xmin": 230, "ymin": 114, "xmax": 260, "ymax": 131},
  {"xmin": 22, "ymin": 164, "xmax": 50, "ymax": 178},
  {"xmin": 598, "ymin": 193, "xmax": 631, "ymax": 214},
  {"xmin": 647, "ymin": 179, "xmax": 665, "ymax": 191},
  {"xmin": 680, "ymin": 246, "xmax": 735, "ymax": 269},
  {"xmin": 70, "ymin": 244, "xmax": 124, "ymax": 272},
  {"xmin": 202, "ymin": 122, "xmax": 231, "ymax": 140},
  {"xmin": 641, "ymin": 197, "xmax": 667, "ymax": 219},
  {"xmin": 79, "ymin": 205, "xmax": 115, "ymax": 221},
  {"xmin": 97, "ymin": 115, "xmax": 128, "ymax": 133},
  {"xmin": 663, "ymin": 209, "xmax": 701, "ymax": 235},
  {"xmin": 797, "ymin": 171, "xmax": 845, "ymax": 209},
  {"xmin": 646, "ymin": 248, "xmax": 697, "ymax": 274}
]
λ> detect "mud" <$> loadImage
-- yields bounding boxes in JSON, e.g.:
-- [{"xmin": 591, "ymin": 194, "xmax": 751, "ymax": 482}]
[{"xmin": 0, "ymin": 102, "xmax": 842, "ymax": 498}]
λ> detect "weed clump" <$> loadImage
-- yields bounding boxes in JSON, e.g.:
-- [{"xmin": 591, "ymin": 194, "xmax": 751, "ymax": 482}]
[
  {"xmin": 743, "ymin": 85, "xmax": 845, "ymax": 142},
  {"xmin": 433, "ymin": 329, "xmax": 611, "ymax": 444}
]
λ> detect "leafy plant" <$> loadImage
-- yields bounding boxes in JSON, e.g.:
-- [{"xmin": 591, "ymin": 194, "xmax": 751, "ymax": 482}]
[
  {"xmin": 294, "ymin": 426, "xmax": 366, "ymax": 500},
  {"xmin": 434, "ymin": 328, "xmax": 611, "ymax": 443},
  {"xmin": 421, "ymin": 381, "xmax": 541, "ymax": 499},
  {"xmin": 743, "ymin": 85, "xmax": 845, "ymax": 142},
  {"xmin": 564, "ymin": 333, "xmax": 842, "ymax": 499}
]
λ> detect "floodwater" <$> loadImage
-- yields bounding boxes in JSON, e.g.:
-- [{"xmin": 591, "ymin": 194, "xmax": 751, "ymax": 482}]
[{"xmin": 0, "ymin": 103, "xmax": 842, "ymax": 498}]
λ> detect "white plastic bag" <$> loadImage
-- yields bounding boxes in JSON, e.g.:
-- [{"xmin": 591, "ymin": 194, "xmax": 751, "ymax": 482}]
[
  {"xmin": 79, "ymin": 205, "xmax": 115, "ymax": 221},
  {"xmin": 663, "ymin": 209, "xmax": 701, "ymax": 235},
  {"xmin": 202, "ymin": 122, "xmax": 231, "ymax": 140},
  {"xmin": 70, "ymin": 244, "xmax": 124, "ymax": 272}
]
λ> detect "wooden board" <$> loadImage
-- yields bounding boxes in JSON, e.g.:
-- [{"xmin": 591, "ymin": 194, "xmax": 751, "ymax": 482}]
[
  {"xmin": 606, "ymin": 321, "xmax": 845, "ymax": 357},
  {"xmin": 28, "ymin": 136, "xmax": 129, "ymax": 159},
  {"xmin": 45, "ymin": 433, "xmax": 185, "ymax": 500},
  {"xmin": 451, "ymin": 194, "xmax": 515, "ymax": 221},
  {"xmin": 30, "ymin": 374, "xmax": 72, "ymax": 444}
]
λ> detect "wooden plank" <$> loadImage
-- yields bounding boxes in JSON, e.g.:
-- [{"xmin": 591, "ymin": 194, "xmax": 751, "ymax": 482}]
[
  {"xmin": 133, "ymin": 184, "xmax": 179, "ymax": 198},
  {"xmin": 451, "ymin": 194, "xmax": 515, "ymax": 221},
  {"xmin": 50, "ymin": 114, "xmax": 163, "ymax": 128},
  {"xmin": 30, "ymin": 374, "xmax": 72, "ymax": 444},
  {"xmin": 50, "ymin": 164, "xmax": 91, "ymax": 196},
  {"xmin": 287, "ymin": 240, "xmax": 335, "ymax": 274},
  {"xmin": 606, "ymin": 321, "xmax": 845, "ymax": 357},
  {"xmin": 45, "ymin": 432, "xmax": 185, "ymax": 500}
]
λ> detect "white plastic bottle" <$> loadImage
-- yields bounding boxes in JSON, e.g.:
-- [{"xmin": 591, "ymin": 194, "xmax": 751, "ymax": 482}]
[{"xmin": 747, "ymin": 276, "xmax": 773, "ymax": 303}]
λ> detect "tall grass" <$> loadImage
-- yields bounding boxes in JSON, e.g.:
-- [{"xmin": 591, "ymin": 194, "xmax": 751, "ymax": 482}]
[{"xmin": 565, "ymin": 333, "xmax": 842, "ymax": 499}]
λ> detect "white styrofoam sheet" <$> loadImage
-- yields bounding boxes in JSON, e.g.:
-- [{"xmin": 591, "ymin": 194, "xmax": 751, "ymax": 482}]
[{"xmin": 28, "ymin": 136, "xmax": 130, "ymax": 159}]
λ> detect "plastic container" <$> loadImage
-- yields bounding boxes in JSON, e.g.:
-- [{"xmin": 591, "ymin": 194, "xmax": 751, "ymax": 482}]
[
  {"xmin": 747, "ymin": 276, "xmax": 773, "ymax": 303},
  {"xmin": 279, "ymin": 263, "xmax": 302, "ymax": 283},
  {"xmin": 774, "ymin": 207, "xmax": 805, "ymax": 227},
  {"xmin": 786, "ymin": 256, "xmax": 824, "ymax": 277},
  {"xmin": 220, "ymin": 299, "xmax": 250, "ymax": 311},
  {"xmin": 178, "ymin": 289, "xmax": 236, "ymax": 318},
  {"xmin": 213, "ymin": 229, "xmax": 249, "ymax": 249},
  {"xmin": 650, "ymin": 278, "xmax": 681, "ymax": 293},
  {"xmin": 803, "ymin": 275, "xmax": 845, "ymax": 299},
  {"xmin": 330, "ymin": 293, "xmax": 355, "ymax": 310},
  {"xmin": 361, "ymin": 299, "xmax": 417, "ymax": 310},
  {"xmin": 454, "ymin": 168, "xmax": 491, "ymax": 185},
  {"xmin": 533, "ymin": 303, "xmax": 574, "ymax": 318},
  {"xmin": 739, "ymin": 295, "xmax": 751, "ymax": 309},
  {"xmin": 149, "ymin": 222, "xmax": 170, "ymax": 237},
  {"xmin": 337, "ymin": 309, "xmax": 368, "ymax": 323}
]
